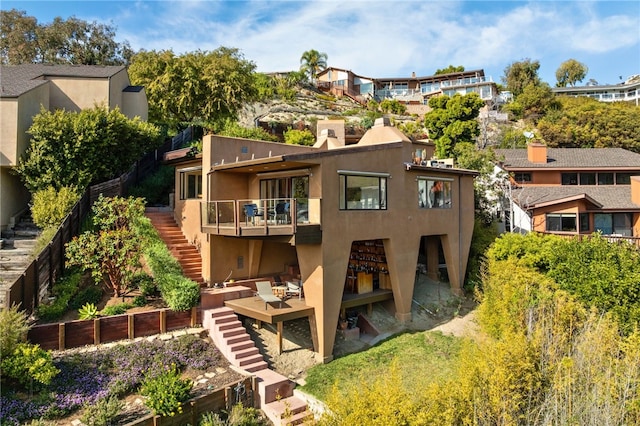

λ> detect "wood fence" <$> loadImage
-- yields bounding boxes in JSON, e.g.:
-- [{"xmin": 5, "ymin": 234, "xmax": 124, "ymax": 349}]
[
  {"xmin": 27, "ymin": 307, "xmax": 202, "ymax": 351},
  {"xmin": 3, "ymin": 137, "xmax": 175, "ymax": 313},
  {"xmin": 121, "ymin": 376, "xmax": 257, "ymax": 426}
]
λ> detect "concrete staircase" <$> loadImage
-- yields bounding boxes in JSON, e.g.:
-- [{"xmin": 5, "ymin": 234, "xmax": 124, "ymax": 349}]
[
  {"xmin": 203, "ymin": 304, "xmax": 314, "ymax": 425},
  {"xmin": 144, "ymin": 208, "xmax": 204, "ymax": 285}
]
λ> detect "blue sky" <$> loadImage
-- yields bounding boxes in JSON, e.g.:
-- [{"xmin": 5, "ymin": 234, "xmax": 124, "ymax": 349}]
[{"xmin": 4, "ymin": 1, "xmax": 639, "ymax": 86}]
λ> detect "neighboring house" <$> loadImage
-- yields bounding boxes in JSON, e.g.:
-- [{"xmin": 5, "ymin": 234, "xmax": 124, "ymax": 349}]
[
  {"xmin": 0, "ymin": 64, "xmax": 148, "ymax": 231},
  {"xmin": 170, "ymin": 118, "xmax": 477, "ymax": 362},
  {"xmin": 317, "ymin": 66, "xmax": 499, "ymax": 114},
  {"xmin": 552, "ymin": 74, "xmax": 640, "ymax": 105},
  {"xmin": 494, "ymin": 144, "xmax": 640, "ymax": 244}
]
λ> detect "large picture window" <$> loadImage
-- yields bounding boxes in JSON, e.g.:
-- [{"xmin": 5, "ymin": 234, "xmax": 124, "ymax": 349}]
[
  {"xmin": 339, "ymin": 172, "xmax": 387, "ymax": 210},
  {"xmin": 417, "ymin": 177, "xmax": 452, "ymax": 208},
  {"xmin": 594, "ymin": 213, "xmax": 633, "ymax": 236},
  {"xmin": 546, "ymin": 213, "xmax": 577, "ymax": 232},
  {"xmin": 179, "ymin": 167, "xmax": 202, "ymax": 200}
]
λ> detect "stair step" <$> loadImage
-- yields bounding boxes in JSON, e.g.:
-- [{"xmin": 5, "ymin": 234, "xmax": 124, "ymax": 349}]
[
  {"xmin": 226, "ymin": 334, "xmax": 252, "ymax": 345},
  {"xmin": 229, "ymin": 340, "xmax": 255, "ymax": 353},
  {"xmin": 213, "ymin": 314, "xmax": 237, "ymax": 324},
  {"xmin": 254, "ymin": 368, "xmax": 295, "ymax": 404},
  {"xmin": 221, "ymin": 326, "xmax": 247, "ymax": 339},
  {"xmin": 263, "ymin": 396, "xmax": 309, "ymax": 419},
  {"xmin": 215, "ymin": 320, "xmax": 242, "ymax": 332},
  {"xmin": 237, "ymin": 353, "xmax": 264, "ymax": 367},
  {"xmin": 241, "ymin": 360, "xmax": 268, "ymax": 373},
  {"xmin": 230, "ymin": 347, "xmax": 259, "ymax": 360}
]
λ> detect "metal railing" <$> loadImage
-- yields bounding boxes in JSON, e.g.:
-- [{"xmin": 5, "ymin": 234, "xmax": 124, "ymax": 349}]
[{"xmin": 201, "ymin": 198, "xmax": 321, "ymax": 235}]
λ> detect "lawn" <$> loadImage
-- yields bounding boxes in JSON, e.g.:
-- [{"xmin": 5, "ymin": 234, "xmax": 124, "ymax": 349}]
[{"xmin": 300, "ymin": 330, "xmax": 464, "ymax": 401}]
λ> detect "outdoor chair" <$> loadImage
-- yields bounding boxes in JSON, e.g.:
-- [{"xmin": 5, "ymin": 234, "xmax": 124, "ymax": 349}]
[
  {"xmin": 275, "ymin": 201, "xmax": 290, "ymax": 224},
  {"xmin": 255, "ymin": 280, "xmax": 282, "ymax": 309},
  {"xmin": 285, "ymin": 280, "xmax": 303, "ymax": 299},
  {"xmin": 243, "ymin": 203, "xmax": 263, "ymax": 225}
]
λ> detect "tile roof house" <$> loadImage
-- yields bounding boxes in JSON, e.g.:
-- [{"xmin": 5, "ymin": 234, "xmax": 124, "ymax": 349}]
[
  {"xmin": 495, "ymin": 144, "xmax": 640, "ymax": 245},
  {"xmin": 168, "ymin": 118, "xmax": 477, "ymax": 362},
  {"xmin": 0, "ymin": 64, "xmax": 148, "ymax": 230}
]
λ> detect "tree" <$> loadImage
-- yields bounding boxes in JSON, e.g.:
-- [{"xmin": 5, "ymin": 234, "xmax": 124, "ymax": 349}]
[
  {"xmin": 502, "ymin": 58, "xmax": 541, "ymax": 97},
  {"xmin": 555, "ymin": 59, "xmax": 588, "ymax": 87},
  {"xmin": 16, "ymin": 106, "xmax": 162, "ymax": 192},
  {"xmin": 537, "ymin": 96, "xmax": 640, "ymax": 153},
  {"xmin": 128, "ymin": 48, "xmax": 258, "ymax": 131},
  {"xmin": 506, "ymin": 82, "xmax": 558, "ymax": 121},
  {"xmin": 66, "ymin": 196, "xmax": 145, "ymax": 297},
  {"xmin": 435, "ymin": 65, "xmax": 465, "ymax": 75},
  {"xmin": 423, "ymin": 93, "xmax": 484, "ymax": 159},
  {"xmin": 299, "ymin": 49, "xmax": 327, "ymax": 82},
  {"xmin": 0, "ymin": 9, "xmax": 131, "ymax": 65}
]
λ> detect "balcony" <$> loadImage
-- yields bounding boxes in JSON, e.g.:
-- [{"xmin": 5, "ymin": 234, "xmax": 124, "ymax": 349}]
[{"xmin": 201, "ymin": 198, "xmax": 322, "ymax": 240}]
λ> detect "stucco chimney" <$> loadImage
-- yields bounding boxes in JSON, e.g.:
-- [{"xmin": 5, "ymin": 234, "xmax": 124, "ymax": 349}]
[
  {"xmin": 527, "ymin": 143, "xmax": 547, "ymax": 164},
  {"xmin": 373, "ymin": 117, "xmax": 391, "ymax": 127},
  {"xmin": 316, "ymin": 119, "xmax": 345, "ymax": 146},
  {"xmin": 411, "ymin": 71, "xmax": 416, "ymax": 78},
  {"xmin": 632, "ymin": 176, "xmax": 640, "ymax": 206}
]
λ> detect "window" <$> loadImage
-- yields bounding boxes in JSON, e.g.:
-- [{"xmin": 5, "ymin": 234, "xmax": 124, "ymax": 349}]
[
  {"xmin": 597, "ymin": 173, "xmax": 614, "ymax": 185},
  {"xmin": 417, "ymin": 177, "xmax": 452, "ymax": 209},
  {"xmin": 561, "ymin": 173, "xmax": 578, "ymax": 185},
  {"xmin": 579, "ymin": 173, "xmax": 596, "ymax": 185},
  {"xmin": 179, "ymin": 167, "xmax": 202, "ymax": 199},
  {"xmin": 579, "ymin": 213, "xmax": 590, "ymax": 232},
  {"xmin": 616, "ymin": 173, "xmax": 638, "ymax": 185},
  {"xmin": 546, "ymin": 213, "xmax": 577, "ymax": 232},
  {"xmin": 339, "ymin": 172, "xmax": 387, "ymax": 210},
  {"xmin": 594, "ymin": 213, "xmax": 633, "ymax": 236},
  {"xmin": 514, "ymin": 173, "xmax": 532, "ymax": 183}
]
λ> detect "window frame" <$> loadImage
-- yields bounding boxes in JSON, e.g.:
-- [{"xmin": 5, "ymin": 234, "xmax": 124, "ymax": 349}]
[
  {"xmin": 417, "ymin": 176, "xmax": 453, "ymax": 209},
  {"xmin": 546, "ymin": 213, "xmax": 577, "ymax": 232},
  {"xmin": 338, "ymin": 171, "xmax": 388, "ymax": 211},
  {"xmin": 178, "ymin": 166, "xmax": 203, "ymax": 200}
]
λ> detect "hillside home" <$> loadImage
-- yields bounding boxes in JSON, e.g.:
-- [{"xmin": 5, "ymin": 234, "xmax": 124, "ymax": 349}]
[
  {"xmin": 0, "ymin": 64, "xmax": 148, "ymax": 230},
  {"xmin": 169, "ymin": 118, "xmax": 477, "ymax": 362},
  {"xmin": 317, "ymin": 67, "xmax": 499, "ymax": 114},
  {"xmin": 495, "ymin": 144, "xmax": 640, "ymax": 246},
  {"xmin": 552, "ymin": 74, "xmax": 640, "ymax": 105}
]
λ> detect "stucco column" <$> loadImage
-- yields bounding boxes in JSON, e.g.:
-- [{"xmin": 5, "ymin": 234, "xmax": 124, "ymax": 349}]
[
  {"xmin": 425, "ymin": 236, "xmax": 439, "ymax": 280},
  {"xmin": 440, "ymin": 235, "xmax": 463, "ymax": 296},
  {"xmin": 384, "ymin": 236, "xmax": 421, "ymax": 322}
]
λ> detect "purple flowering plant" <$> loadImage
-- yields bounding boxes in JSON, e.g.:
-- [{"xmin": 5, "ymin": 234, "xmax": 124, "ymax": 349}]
[{"xmin": 0, "ymin": 334, "xmax": 221, "ymax": 425}]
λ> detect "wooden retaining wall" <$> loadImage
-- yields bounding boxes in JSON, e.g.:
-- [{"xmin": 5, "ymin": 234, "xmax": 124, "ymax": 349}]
[{"xmin": 28, "ymin": 307, "xmax": 202, "ymax": 351}]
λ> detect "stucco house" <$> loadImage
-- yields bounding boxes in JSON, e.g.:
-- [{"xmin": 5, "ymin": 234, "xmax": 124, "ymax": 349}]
[
  {"xmin": 169, "ymin": 118, "xmax": 477, "ymax": 361},
  {"xmin": 0, "ymin": 64, "xmax": 148, "ymax": 230},
  {"xmin": 495, "ymin": 144, "xmax": 640, "ymax": 245},
  {"xmin": 551, "ymin": 74, "xmax": 640, "ymax": 105}
]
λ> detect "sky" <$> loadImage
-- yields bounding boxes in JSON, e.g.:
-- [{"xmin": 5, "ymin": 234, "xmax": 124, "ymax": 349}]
[{"xmin": 3, "ymin": 0, "xmax": 640, "ymax": 86}]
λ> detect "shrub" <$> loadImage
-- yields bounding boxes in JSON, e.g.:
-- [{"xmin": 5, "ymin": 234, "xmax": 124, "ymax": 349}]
[
  {"xmin": 159, "ymin": 276, "xmax": 200, "ymax": 311},
  {"xmin": 132, "ymin": 271, "xmax": 156, "ymax": 296},
  {"xmin": 36, "ymin": 271, "xmax": 82, "ymax": 321},
  {"xmin": 101, "ymin": 303, "xmax": 132, "ymax": 316},
  {"xmin": 78, "ymin": 303, "xmax": 99, "ymax": 320},
  {"xmin": 0, "ymin": 305, "xmax": 30, "ymax": 357},
  {"xmin": 284, "ymin": 128, "xmax": 315, "ymax": 146},
  {"xmin": 0, "ymin": 343, "xmax": 59, "ymax": 387},
  {"xmin": 140, "ymin": 364, "xmax": 192, "ymax": 417},
  {"xmin": 133, "ymin": 295, "xmax": 147, "ymax": 307},
  {"xmin": 80, "ymin": 395, "xmax": 123, "ymax": 426},
  {"xmin": 69, "ymin": 285, "xmax": 103, "ymax": 310},
  {"xmin": 31, "ymin": 186, "xmax": 81, "ymax": 229},
  {"xmin": 128, "ymin": 165, "xmax": 174, "ymax": 206}
]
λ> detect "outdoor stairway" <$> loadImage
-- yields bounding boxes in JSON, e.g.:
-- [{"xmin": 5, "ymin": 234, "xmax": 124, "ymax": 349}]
[
  {"xmin": 144, "ymin": 208, "xmax": 204, "ymax": 285},
  {"xmin": 203, "ymin": 306, "xmax": 314, "ymax": 425}
]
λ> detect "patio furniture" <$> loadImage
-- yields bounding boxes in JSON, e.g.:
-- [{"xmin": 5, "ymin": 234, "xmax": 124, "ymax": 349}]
[
  {"xmin": 243, "ymin": 203, "xmax": 263, "ymax": 225},
  {"xmin": 286, "ymin": 280, "xmax": 303, "ymax": 299},
  {"xmin": 275, "ymin": 201, "xmax": 290, "ymax": 224},
  {"xmin": 255, "ymin": 280, "xmax": 282, "ymax": 309}
]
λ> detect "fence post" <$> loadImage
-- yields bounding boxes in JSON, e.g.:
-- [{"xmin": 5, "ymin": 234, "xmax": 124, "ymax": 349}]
[
  {"xmin": 58, "ymin": 323, "xmax": 65, "ymax": 350},
  {"xmin": 160, "ymin": 309, "xmax": 166, "ymax": 334},
  {"xmin": 128, "ymin": 314, "xmax": 134, "ymax": 339},
  {"xmin": 94, "ymin": 318, "xmax": 101, "ymax": 345},
  {"xmin": 191, "ymin": 306, "xmax": 197, "ymax": 327},
  {"xmin": 225, "ymin": 387, "xmax": 233, "ymax": 411}
]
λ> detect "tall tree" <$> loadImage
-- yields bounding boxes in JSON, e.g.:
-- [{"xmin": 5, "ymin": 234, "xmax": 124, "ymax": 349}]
[
  {"xmin": 502, "ymin": 58, "xmax": 541, "ymax": 97},
  {"xmin": 16, "ymin": 106, "xmax": 161, "ymax": 192},
  {"xmin": 434, "ymin": 65, "xmax": 465, "ymax": 75},
  {"xmin": 299, "ymin": 49, "xmax": 327, "ymax": 82},
  {"xmin": 555, "ymin": 58, "xmax": 588, "ymax": 87},
  {"xmin": 0, "ymin": 9, "xmax": 131, "ymax": 65},
  {"xmin": 128, "ymin": 47, "xmax": 258, "ymax": 131},
  {"xmin": 423, "ymin": 93, "xmax": 484, "ymax": 159}
]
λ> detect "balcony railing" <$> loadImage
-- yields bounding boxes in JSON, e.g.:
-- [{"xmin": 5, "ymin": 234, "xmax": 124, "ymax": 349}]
[
  {"xmin": 201, "ymin": 198, "xmax": 321, "ymax": 236},
  {"xmin": 540, "ymin": 232, "xmax": 640, "ymax": 250}
]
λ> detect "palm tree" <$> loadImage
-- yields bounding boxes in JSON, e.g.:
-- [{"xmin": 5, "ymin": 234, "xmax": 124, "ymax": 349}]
[{"xmin": 299, "ymin": 49, "xmax": 328, "ymax": 82}]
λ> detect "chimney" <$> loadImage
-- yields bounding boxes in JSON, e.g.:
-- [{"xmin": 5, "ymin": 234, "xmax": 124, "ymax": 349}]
[
  {"xmin": 373, "ymin": 117, "xmax": 391, "ymax": 127},
  {"xmin": 411, "ymin": 71, "xmax": 416, "ymax": 78},
  {"xmin": 527, "ymin": 143, "xmax": 547, "ymax": 164},
  {"xmin": 632, "ymin": 176, "xmax": 640, "ymax": 206}
]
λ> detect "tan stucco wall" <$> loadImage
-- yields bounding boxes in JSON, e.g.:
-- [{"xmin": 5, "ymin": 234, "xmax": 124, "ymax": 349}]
[
  {"xmin": 0, "ymin": 99, "xmax": 18, "ymax": 166},
  {"xmin": 48, "ymin": 77, "xmax": 110, "ymax": 111},
  {"xmin": 0, "ymin": 167, "xmax": 30, "ymax": 230},
  {"xmin": 531, "ymin": 201, "xmax": 587, "ymax": 233},
  {"xmin": 121, "ymin": 89, "xmax": 148, "ymax": 121},
  {"xmin": 191, "ymin": 134, "xmax": 475, "ymax": 361}
]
